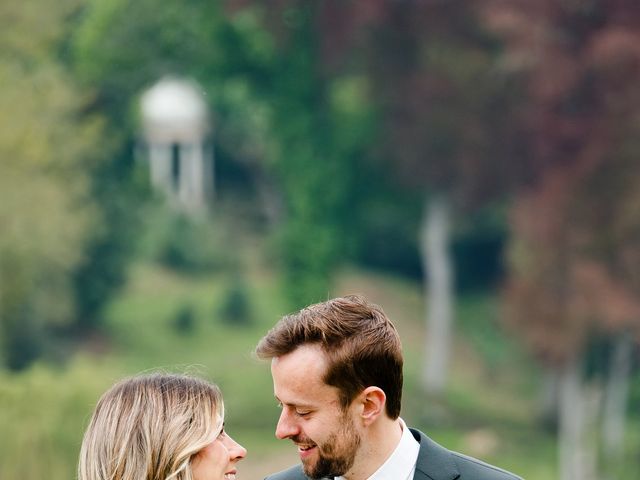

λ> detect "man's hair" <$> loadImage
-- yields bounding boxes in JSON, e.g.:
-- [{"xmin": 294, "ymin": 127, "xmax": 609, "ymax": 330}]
[
  {"xmin": 78, "ymin": 373, "xmax": 223, "ymax": 480},
  {"xmin": 255, "ymin": 295, "xmax": 403, "ymax": 419}
]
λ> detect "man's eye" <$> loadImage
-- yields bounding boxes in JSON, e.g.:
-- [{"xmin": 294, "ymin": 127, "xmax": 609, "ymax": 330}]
[{"xmin": 295, "ymin": 410, "xmax": 311, "ymax": 417}]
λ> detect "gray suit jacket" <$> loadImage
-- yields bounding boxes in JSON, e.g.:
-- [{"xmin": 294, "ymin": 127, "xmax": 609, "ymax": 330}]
[{"xmin": 264, "ymin": 428, "xmax": 522, "ymax": 480}]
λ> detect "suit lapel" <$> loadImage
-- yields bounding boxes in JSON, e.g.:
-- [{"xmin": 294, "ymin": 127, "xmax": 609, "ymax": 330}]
[{"xmin": 410, "ymin": 429, "xmax": 460, "ymax": 480}]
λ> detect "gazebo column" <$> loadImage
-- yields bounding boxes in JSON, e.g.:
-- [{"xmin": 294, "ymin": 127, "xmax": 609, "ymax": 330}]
[
  {"xmin": 149, "ymin": 143, "xmax": 173, "ymax": 195},
  {"xmin": 179, "ymin": 143, "xmax": 208, "ymax": 215}
]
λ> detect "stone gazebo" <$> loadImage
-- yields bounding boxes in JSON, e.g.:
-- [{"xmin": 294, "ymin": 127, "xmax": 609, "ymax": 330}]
[{"xmin": 140, "ymin": 77, "xmax": 213, "ymax": 215}]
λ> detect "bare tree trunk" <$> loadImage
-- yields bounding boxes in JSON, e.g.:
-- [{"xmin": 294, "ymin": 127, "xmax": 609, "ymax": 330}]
[
  {"xmin": 602, "ymin": 333, "xmax": 633, "ymax": 463},
  {"xmin": 254, "ymin": 167, "xmax": 284, "ymax": 227},
  {"xmin": 421, "ymin": 195, "xmax": 454, "ymax": 396},
  {"xmin": 559, "ymin": 358, "xmax": 584, "ymax": 480},
  {"xmin": 558, "ymin": 357, "xmax": 599, "ymax": 480},
  {"xmin": 539, "ymin": 368, "xmax": 560, "ymax": 430}
]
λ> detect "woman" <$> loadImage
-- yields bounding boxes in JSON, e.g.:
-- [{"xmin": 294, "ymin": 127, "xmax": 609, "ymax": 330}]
[{"xmin": 78, "ymin": 373, "xmax": 246, "ymax": 480}]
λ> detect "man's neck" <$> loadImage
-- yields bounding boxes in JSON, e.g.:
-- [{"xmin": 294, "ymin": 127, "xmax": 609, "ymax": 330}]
[{"xmin": 342, "ymin": 417, "xmax": 403, "ymax": 480}]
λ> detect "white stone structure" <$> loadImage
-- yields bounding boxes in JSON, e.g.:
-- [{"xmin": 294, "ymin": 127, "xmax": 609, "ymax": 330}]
[{"xmin": 140, "ymin": 77, "xmax": 213, "ymax": 215}]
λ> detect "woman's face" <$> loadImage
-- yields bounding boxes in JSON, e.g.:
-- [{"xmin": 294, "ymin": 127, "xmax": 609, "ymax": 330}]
[{"xmin": 191, "ymin": 425, "xmax": 246, "ymax": 480}]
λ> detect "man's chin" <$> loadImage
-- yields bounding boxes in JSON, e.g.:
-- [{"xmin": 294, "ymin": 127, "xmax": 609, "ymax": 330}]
[
  {"xmin": 302, "ymin": 468, "xmax": 330, "ymax": 480},
  {"xmin": 301, "ymin": 457, "xmax": 327, "ymax": 480},
  {"xmin": 302, "ymin": 455, "xmax": 345, "ymax": 480},
  {"xmin": 302, "ymin": 464, "xmax": 321, "ymax": 480}
]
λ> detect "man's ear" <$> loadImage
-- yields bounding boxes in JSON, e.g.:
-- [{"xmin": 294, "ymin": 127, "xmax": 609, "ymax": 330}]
[{"xmin": 358, "ymin": 386, "xmax": 386, "ymax": 426}]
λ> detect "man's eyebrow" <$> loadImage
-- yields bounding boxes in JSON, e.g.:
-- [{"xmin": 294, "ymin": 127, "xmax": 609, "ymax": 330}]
[{"xmin": 274, "ymin": 395, "xmax": 314, "ymax": 408}]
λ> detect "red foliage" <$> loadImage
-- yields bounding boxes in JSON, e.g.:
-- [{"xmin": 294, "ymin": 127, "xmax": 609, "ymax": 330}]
[{"xmin": 490, "ymin": 0, "xmax": 640, "ymax": 364}]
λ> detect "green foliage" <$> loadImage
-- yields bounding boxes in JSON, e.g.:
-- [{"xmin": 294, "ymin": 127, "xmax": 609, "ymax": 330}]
[
  {"xmin": 234, "ymin": 4, "xmax": 376, "ymax": 308},
  {"xmin": 71, "ymin": 0, "xmax": 381, "ymax": 311},
  {"xmin": 2, "ymin": 302, "xmax": 42, "ymax": 371},
  {"xmin": 141, "ymin": 211, "xmax": 236, "ymax": 274},
  {"xmin": 67, "ymin": 0, "xmax": 272, "ymax": 326},
  {"xmin": 0, "ymin": 360, "xmax": 117, "ymax": 480},
  {"xmin": 173, "ymin": 303, "xmax": 196, "ymax": 334},
  {"xmin": 69, "ymin": 0, "xmax": 283, "ymax": 326},
  {"xmin": 348, "ymin": 170, "xmax": 423, "ymax": 279},
  {"xmin": 0, "ymin": 0, "xmax": 104, "ymax": 368},
  {"xmin": 71, "ymin": 139, "xmax": 149, "ymax": 331},
  {"xmin": 218, "ymin": 274, "xmax": 253, "ymax": 326},
  {"xmin": 72, "ymin": 0, "xmax": 228, "ymax": 124},
  {"xmin": 452, "ymin": 204, "xmax": 508, "ymax": 293}
]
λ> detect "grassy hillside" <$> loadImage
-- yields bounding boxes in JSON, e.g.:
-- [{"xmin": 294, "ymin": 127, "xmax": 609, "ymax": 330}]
[{"xmin": 0, "ymin": 261, "xmax": 557, "ymax": 479}]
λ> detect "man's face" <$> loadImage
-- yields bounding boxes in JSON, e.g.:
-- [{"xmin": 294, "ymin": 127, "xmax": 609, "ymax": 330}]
[{"xmin": 271, "ymin": 344, "xmax": 362, "ymax": 479}]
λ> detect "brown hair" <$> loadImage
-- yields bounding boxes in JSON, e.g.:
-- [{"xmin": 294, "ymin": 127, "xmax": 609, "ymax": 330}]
[
  {"xmin": 255, "ymin": 295, "xmax": 403, "ymax": 418},
  {"xmin": 78, "ymin": 373, "xmax": 223, "ymax": 480}
]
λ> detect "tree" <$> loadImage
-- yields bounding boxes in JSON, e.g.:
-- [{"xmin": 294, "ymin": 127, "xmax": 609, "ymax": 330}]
[
  {"xmin": 238, "ymin": 1, "xmax": 521, "ymax": 381},
  {"xmin": 487, "ymin": 1, "xmax": 640, "ymax": 477},
  {"xmin": 240, "ymin": 1, "xmax": 373, "ymax": 308},
  {"xmin": 73, "ymin": 0, "xmax": 369, "ymax": 310},
  {"xmin": 0, "ymin": 0, "xmax": 102, "ymax": 368},
  {"xmin": 331, "ymin": 0, "xmax": 520, "ymax": 395},
  {"xmin": 71, "ymin": 0, "xmax": 240, "ymax": 328}
]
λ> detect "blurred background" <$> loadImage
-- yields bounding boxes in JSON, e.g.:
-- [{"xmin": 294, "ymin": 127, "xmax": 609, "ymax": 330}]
[{"xmin": 1, "ymin": 1, "xmax": 639, "ymax": 479}]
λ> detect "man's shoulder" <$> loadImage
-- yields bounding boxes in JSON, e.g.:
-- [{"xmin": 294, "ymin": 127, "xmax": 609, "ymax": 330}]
[
  {"xmin": 410, "ymin": 428, "xmax": 523, "ymax": 480},
  {"xmin": 264, "ymin": 464, "xmax": 308, "ymax": 480},
  {"xmin": 449, "ymin": 451, "xmax": 523, "ymax": 480}
]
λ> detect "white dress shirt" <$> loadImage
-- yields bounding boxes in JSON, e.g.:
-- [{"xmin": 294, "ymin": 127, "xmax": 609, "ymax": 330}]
[{"xmin": 335, "ymin": 418, "xmax": 420, "ymax": 480}]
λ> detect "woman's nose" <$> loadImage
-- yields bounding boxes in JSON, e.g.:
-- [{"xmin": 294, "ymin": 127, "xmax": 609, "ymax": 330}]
[{"xmin": 225, "ymin": 435, "xmax": 247, "ymax": 460}]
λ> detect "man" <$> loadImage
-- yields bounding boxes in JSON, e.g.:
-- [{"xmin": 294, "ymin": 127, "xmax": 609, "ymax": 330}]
[{"xmin": 255, "ymin": 295, "xmax": 522, "ymax": 480}]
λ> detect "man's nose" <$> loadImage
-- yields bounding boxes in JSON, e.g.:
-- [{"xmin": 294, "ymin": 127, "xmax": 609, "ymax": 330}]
[{"xmin": 275, "ymin": 409, "xmax": 299, "ymax": 439}]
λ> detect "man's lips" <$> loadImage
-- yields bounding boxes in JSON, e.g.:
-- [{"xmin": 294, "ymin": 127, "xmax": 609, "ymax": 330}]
[{"xmin": 296, "ymin": 443, "xmax": 317, "ymax": 458}]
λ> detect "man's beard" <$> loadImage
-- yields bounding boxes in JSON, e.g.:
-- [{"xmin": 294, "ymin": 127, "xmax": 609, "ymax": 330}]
[{"xmin": 298, "ymin": 416, "xmax": 361, "ymax": 479}]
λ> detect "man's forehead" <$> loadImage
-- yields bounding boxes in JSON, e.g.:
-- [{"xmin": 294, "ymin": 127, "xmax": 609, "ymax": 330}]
[
  {"xmin": 271, "ymin": 346, "xmax": 340, "ymax": 402},
  {"xmin": 271, "ymin": 343, "xmax": 328, "ymax": 372}
]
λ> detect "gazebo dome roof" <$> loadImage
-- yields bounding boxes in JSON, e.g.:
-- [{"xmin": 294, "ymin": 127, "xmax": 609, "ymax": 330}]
[{"xmin": 140, "ymin": 77, "xmax": 209, "ymax": 143}]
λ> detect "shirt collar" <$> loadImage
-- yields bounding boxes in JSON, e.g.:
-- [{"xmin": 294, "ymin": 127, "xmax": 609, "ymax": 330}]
[{"xmin": 335, "ymin": 418, "xmax": 420, "ymax": 480}]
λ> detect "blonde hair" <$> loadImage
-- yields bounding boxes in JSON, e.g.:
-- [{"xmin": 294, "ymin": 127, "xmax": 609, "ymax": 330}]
[{"xmin": 78, "ymin": 373, "xmax": 224, "ymax": 480}]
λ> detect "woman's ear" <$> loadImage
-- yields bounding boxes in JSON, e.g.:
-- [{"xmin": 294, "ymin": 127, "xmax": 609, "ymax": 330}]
[{"xmin": 359, "ymin": 386, "xmax": 386, "ymax": 426}]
